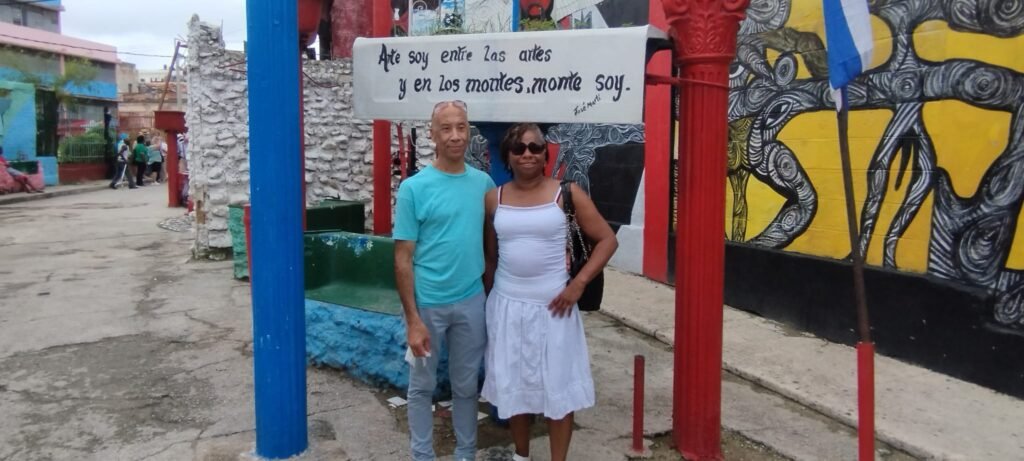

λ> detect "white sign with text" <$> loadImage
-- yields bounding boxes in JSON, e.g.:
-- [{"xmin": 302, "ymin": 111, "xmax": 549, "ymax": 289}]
[{"xmin": 352, "ymin": 26, "xmax": 666, "ymax": 124}]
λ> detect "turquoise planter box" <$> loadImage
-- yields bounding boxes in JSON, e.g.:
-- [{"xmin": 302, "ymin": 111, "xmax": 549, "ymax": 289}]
[
  {"xmin": 37, "ymin": 157, "xmax": 58, "ymax": 186},
  {"xmin": 227, "ymin": 204, "xmax": 249, "ymax": 280}
]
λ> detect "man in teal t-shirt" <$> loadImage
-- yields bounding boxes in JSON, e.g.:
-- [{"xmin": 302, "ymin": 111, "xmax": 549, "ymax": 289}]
[{"xmin": 394, "ymin": 100, "xmax": 495, "ymax": 461}]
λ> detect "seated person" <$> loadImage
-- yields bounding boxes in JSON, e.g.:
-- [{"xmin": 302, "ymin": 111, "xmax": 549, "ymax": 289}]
[{"xmin": 0, "ymin": 148, "xmax": 41, "ymax": 194}]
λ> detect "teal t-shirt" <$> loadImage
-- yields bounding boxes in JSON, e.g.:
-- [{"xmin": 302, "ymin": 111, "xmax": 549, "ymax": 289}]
[{"xmin": 393, "ymin": 164, "xmax": 496, "ymax": 307}]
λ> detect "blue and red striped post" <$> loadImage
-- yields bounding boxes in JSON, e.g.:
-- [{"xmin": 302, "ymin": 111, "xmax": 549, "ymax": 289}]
[{"xmin": 245, "ymin": 0, "xmax": 308, "ymax": 458}]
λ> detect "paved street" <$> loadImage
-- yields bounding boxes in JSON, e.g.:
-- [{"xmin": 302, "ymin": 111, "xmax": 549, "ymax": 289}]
[
  {"xmin": 0, "ymin": 187, "xmax": 403, "ymax": 460},
  {"xmin": 0, "ymin": 187, "xmax": 929, "ymax": 460}
]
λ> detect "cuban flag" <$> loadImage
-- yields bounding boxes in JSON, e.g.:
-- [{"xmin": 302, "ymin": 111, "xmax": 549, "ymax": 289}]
[{"xmin": 822, "ymin": 0, "xmax": 874, "ymax": 110}]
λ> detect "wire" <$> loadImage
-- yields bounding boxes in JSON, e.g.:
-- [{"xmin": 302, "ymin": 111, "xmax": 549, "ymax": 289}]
[
  {"xmin": 0, "ymin": 32, "xmax": 175, "ymax": 58},
  {"xmin": 0, "ymin": 0, "xmax": 59, "ymax": 6},
  {"xmin": 303, "ymin": 69, "xmax": 341, "ymax": 88}
]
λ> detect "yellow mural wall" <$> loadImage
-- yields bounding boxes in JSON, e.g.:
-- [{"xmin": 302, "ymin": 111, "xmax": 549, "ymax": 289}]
[{"xmin": 730, "ymin": 0, "xmax": 1024, "ymax": 274}]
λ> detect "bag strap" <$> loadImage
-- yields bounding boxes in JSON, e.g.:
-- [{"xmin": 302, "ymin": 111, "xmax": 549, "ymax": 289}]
[
  {"xmin": 560, "ymin": 180, "xmax": 575, "ymax": 217},
  {"xmin": 561, "ymin": 179, "xmax": 591, "ymax": 263}
]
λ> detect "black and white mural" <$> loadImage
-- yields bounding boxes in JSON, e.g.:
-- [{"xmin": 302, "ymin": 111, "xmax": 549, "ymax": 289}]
[{"xmin": 728, "ymin": 0, "xmax": 1024, "ymax": 326}]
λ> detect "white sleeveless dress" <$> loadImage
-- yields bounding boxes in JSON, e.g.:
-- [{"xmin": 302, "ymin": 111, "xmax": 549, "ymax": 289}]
[{"xmin": 481, "ymin": 186, "xmax": 595, "ymax": 420}]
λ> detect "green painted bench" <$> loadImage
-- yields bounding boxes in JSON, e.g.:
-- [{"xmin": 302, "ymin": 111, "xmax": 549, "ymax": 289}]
[
  {"xmin": 304, "ymin": 231, "xmax": 401, "ymax": 316},
  {"xmin": 228, "ymin": 200, "xmax": 366, "ymax": 280},
  {"xmin": 307, "ymin": 199, "xmax": 366, "ymax": 234}
]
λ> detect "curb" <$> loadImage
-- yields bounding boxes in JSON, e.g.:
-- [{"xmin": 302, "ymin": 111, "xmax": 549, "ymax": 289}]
[
  {"xmin": 596, "ymin": 308, "xmax": 934, "ymax": 461},
  {"xmin": 0, "ymin": 185, "xmax": 108, "ymax": 206}
]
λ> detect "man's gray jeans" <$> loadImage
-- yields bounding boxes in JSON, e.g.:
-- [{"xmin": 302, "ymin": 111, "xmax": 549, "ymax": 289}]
[{"xmin": 407, "ymin": 291, "xmax": 486, "ymax": 461}]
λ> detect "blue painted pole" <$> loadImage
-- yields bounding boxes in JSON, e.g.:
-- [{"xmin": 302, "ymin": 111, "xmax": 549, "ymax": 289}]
[
  {"xmin": 512, "ymin": 0, "xmax": 520, "ymax": 31},
  {"xmin": 245, "ymin": 0, "xmax": 308, "ymax": 458}
]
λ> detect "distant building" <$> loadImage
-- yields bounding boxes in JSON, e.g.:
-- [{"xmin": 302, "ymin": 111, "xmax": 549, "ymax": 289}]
[
  {"xmin": 138, "ymin": 65, "xmax": 185, "ymax": 85},
  {"xmin": 117, "ymin": 62, "xmax": 186, "ymax": 135},
  {"xmin": 0, "ymin": 0, "xmax": 60, "ymax": 33},
  {"xmin": 0, "ymin": 0, "xmax": 119, "ymax": 184},
  {"xmin": 116, "ymin": 61, "xmax": 139, "ymax": 94}
]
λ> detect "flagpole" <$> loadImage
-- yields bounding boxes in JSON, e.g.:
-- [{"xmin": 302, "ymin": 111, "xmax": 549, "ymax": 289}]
[
  {"xmin": 836, "ymin": 86, "xmax": 875, "ymax": 460},
  {"xmin": 837, "ymin": 87, "xmax": 872, "ymax": 343}
]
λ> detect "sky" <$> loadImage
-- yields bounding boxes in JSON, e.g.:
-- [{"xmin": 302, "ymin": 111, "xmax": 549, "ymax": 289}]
[{"xmin": 60, "ymin": 0, "xmax": 249, "ymax": 70}]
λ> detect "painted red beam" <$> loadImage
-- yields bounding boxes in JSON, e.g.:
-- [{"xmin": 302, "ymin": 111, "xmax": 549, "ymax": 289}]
[
  {"xmin": 372, "ymin": 0, "xmax": 393, "ymax": 234},
  {"xmin": 662, "ymin": 0, "xmax": 749, "ymax": 459},
  {"xmin": 643, "ymin": 0, "xmax": 672, "ymax": 283},
  {"xmin": 166, "ymin": 137, "xmax": 182, "ymax": 207},
  {"xmin": 153, "ymin": 110, "xmax": 186, "ymax": 208}
]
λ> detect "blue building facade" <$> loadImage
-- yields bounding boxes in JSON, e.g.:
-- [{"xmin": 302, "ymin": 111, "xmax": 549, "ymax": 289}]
[{"xmin": 0, "ymin": 0, "xmax": 118, "ymax": 184}]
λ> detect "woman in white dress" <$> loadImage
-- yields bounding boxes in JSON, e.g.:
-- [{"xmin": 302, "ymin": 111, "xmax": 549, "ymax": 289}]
[{"xmin": 482, "ymin": 123, "xmax": 618, "ymax": 461}]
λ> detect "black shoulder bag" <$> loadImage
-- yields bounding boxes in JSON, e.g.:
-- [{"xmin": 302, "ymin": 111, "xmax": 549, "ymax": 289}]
[{"xmin": 561, "ymin": 180, "xmax": 605, "ymax": 312}]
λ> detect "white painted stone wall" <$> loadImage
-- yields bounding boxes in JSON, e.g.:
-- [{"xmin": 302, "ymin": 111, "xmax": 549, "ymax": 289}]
[
  {"xmin": 186, "ymin": 17, "xmax": 438, "ymax": 257},
  {"xmin": 185, "ymin": 17, "xmax": 250, "ymax": 255}
]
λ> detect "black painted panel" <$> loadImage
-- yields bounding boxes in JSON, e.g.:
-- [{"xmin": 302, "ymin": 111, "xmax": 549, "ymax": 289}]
[
  {"xmin": 724, "ymin": 242, "xmax": 1024, "ymax": 399},
  {"xmin": 596, "ymin": 0, "xmax": 650, "ymax": 27},
  {"xmin": 588, "ymin": 143, "xmax": 644, "ymax": 229}
]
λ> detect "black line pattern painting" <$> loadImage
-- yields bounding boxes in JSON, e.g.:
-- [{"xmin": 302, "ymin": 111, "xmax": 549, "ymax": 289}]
[
  {"xmin": 546, "ymin": 123, "xmax": 645, "ymax": 193},
  {"xmin": 465, "ymin": 126, "xmax": 490, "ymax": 173},
  {"xmin": 729, "ymin": 0, "xmax": 1024, "ymax": 325}
]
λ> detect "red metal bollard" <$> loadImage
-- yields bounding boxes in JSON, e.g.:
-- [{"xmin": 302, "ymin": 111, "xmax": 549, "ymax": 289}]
[
  {"xmin": 858, "ymin": 342, "xmax": 876, "ymax": 460},
  {"xmin": 633, "ymin": 354, "xmax": 646, "ymax": 454}
]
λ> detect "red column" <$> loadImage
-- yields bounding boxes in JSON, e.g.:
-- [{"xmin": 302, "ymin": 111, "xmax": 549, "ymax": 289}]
[
  {"xmin": 372, "ymin": 0, "xmax": 393, "ymax": 234},
  {"xmin": 643, "ymin": 0, "xmax": 671, "ymax": 283},
  {"xmin": 331, "ymin": 0, "xmax": 373, "ymax": 59},
  {"xmin": 663, "ymin": 0, "xmax": 748, "ymax": 459},
  {"xmin": 166, "ymin": 131, "xmax": 181, "ymax": 207}
]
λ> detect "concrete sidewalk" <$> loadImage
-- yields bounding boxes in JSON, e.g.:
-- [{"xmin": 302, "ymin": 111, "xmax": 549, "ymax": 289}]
[
  {"xmin": 601, "ymin": 268, "xmax": 1024, "ymax": 460},
  {"xmin": 0, "ymin": 180, "xmax": 109, "ymax": 206}
]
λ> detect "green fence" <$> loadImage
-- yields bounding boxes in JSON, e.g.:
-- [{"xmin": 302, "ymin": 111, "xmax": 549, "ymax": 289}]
[{"xmin": 58, "ymin": 142, "xmax": 107, "ymax": 164}]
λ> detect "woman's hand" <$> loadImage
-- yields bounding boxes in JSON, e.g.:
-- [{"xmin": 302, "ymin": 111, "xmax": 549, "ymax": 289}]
[{"xmin": 550, "ymin": 278, "xmax": 585, "ymax": 317}]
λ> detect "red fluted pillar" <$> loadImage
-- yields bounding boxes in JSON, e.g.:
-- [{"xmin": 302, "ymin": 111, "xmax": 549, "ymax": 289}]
[{"xmin": 663, "ymin": 0, "xmax": 748, "ymax": 459}]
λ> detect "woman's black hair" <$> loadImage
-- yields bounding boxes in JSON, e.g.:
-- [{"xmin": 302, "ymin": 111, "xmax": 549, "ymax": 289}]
[{"xmin": 499, "ymin": 123, "xmax": 547, "ymax": 177}]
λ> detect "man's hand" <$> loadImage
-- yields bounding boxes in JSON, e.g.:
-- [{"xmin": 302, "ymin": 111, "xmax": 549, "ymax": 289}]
[{"xmin": 407, "ymin": 318, "xmax": 432, "ymax": 357}]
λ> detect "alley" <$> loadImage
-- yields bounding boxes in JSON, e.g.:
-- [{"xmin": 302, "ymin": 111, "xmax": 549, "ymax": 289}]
[{"xmin": 0, "ymin": 188, "xmax": 405, "ymax": 460}]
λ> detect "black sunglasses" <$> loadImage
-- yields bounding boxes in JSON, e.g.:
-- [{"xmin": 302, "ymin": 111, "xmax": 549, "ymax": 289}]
[{"xmin": 510, "ymin": 142, "xmax": 547, "ymax": 155}]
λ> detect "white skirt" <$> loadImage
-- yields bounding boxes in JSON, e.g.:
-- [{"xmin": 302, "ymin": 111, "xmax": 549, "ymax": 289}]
[{"xmin": 481, "ymin": 289, "xmax": 595, "ymax": 420}]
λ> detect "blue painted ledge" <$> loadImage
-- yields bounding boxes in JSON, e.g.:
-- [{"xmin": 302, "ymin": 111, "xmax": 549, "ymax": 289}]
[{"xmin": 305, "ymin": 299, "xmax": 451, "ymax": 395}]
